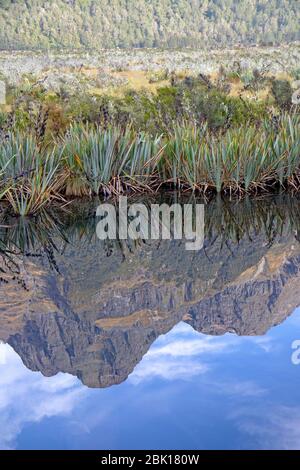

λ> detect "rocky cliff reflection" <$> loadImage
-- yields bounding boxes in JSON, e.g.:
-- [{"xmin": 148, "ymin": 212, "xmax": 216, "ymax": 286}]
[{"xmin": 1, "ymin": 195, "xmax": 300, "ymax": 388}]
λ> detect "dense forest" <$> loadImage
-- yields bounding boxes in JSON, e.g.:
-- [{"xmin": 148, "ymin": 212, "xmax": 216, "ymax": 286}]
[{"xmin": 0, "ymin": 0, "xmax": 299, "ymax": 50}]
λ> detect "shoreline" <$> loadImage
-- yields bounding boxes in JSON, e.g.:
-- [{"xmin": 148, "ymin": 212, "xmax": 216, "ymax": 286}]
[{"xmin": 0, "ymin": 114, "xmax": 299, "ymax": 216}]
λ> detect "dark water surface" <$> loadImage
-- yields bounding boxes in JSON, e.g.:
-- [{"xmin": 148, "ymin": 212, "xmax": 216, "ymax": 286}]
[{"xmin": 0, "ymin": 195, "xmax": 300, "ymax": 450}]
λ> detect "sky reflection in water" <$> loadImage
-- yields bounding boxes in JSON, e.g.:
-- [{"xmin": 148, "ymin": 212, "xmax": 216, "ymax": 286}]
[{"xmin": 0, "ymin": 308, "xmax": 300, "ymax": 450}]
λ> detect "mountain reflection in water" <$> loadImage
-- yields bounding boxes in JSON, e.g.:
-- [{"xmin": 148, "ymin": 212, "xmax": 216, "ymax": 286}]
[{"xmin": 0, "ymin": 195, "xmax": 300, "ymax": 390}]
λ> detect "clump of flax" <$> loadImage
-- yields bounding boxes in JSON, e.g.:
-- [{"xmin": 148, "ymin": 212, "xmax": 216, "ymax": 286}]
[
  {"xmin": 0, "ymin": 112, "xmax": 14, "ymax": 142},
  {"xmin": 35, "ymin": 105, "xmax": 49, "ymax": 146},
  {"xmin": 100, "ymin": 103, "xmax": 110, "ymax": 130}
]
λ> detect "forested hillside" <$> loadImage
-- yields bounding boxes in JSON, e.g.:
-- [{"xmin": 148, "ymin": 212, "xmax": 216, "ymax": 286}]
[{"xmin": 0, "ymin": 0, "xmax": 299, "ymax": 50}]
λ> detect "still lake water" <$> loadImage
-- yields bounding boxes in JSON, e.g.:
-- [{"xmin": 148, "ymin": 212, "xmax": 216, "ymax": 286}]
[{"xmin": 0, "ymin": 195, "xmax": 300, "ymax": 450}]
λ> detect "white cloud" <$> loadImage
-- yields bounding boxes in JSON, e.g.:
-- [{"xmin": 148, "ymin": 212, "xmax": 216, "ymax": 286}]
[
  {"xmin": 147, "ymin": 337, "xmax": 230, "ymax": 358},
  {"xmin": 0, "ymin": 344, "xmax": 86, "ymax": 450},
  {"xmin": 212, "ymin": 379, "xmax": 268, "ymax": 398},
  {"xmin": 0, "ymin": 342, "xmax": 8, "ymax": 365},
  {"xmin": 129, "ymin": 322, "xmax": 236, "ymax": 384},
  {"xmin": 230, "ymin": 405, "xmax": 300, "ymax": 449},
  {"xmin": 130, "ymin": 358, "xmax": 208, "ymax": 384},
  {"xmin": 244, "ymin": 336, "xmax": 275, "ymax": 353}
]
